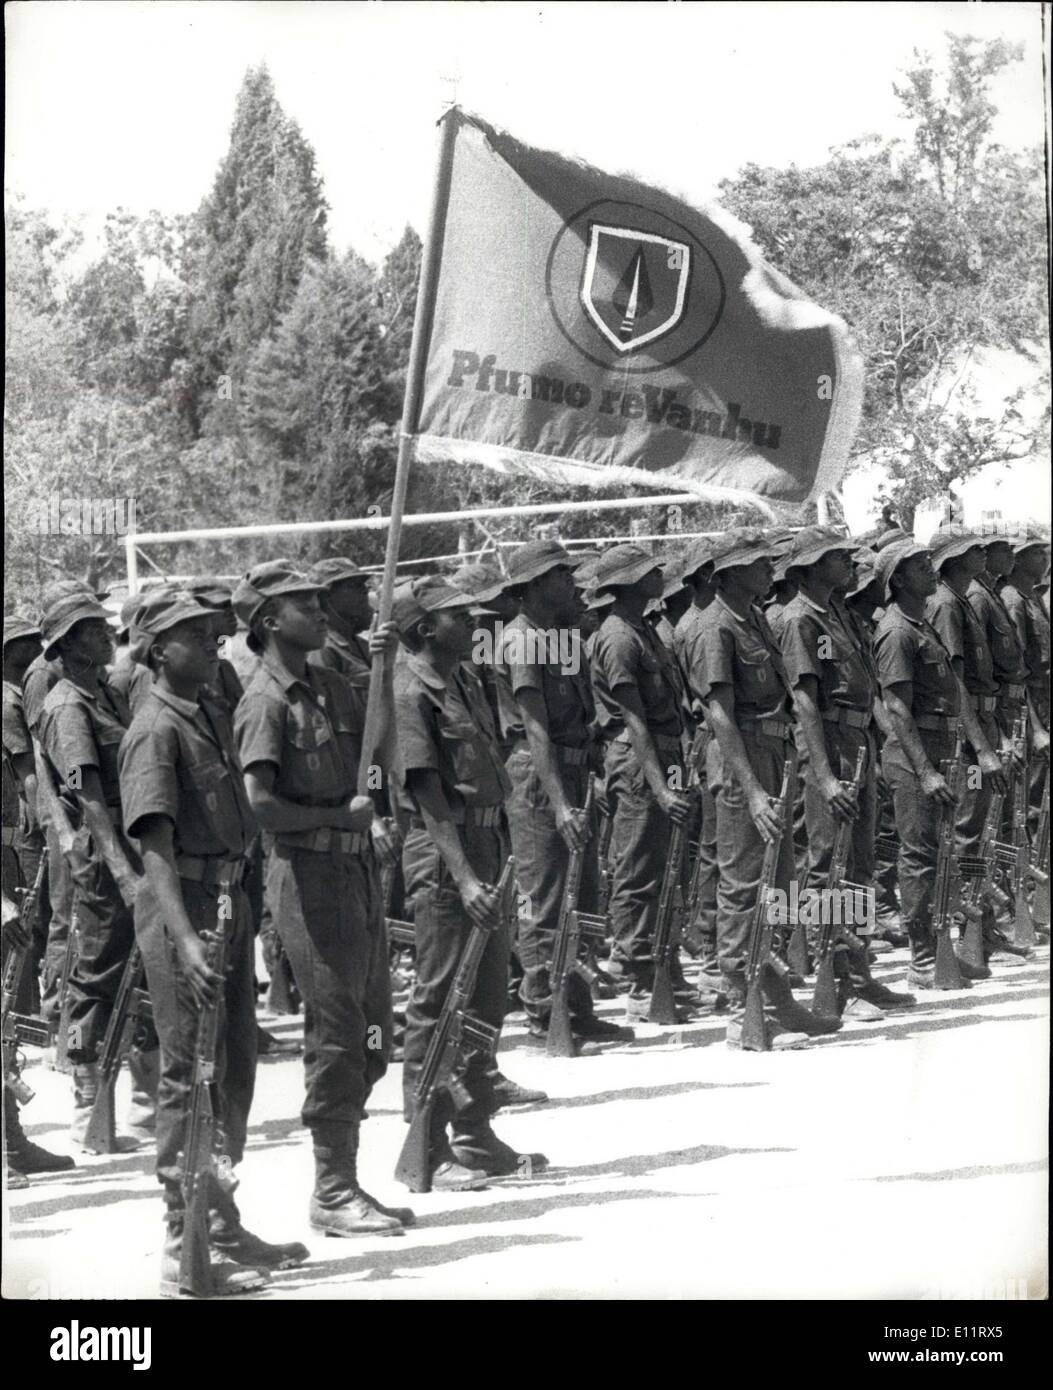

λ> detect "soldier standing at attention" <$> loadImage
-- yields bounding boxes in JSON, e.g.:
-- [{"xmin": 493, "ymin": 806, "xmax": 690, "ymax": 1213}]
[
  {"xmin": 587, "ymin": 545, "xmax": 694, "ymax": 1020},
  {"xmin": 925, "ymin": 528, "xmax": 1015, "ymax": 967},
  {"xmin": 393, "ymin": 575, "xmax": 547, "ymax": 1189},
  {"xmin": 1001, "ymin": 532, "xmax": 1051, "ymax": 829},
  {"xmin": 491, "ymin": 539, "xmax": 631, "ymax": 1050},
  {"xmin": 692, "ymin": 531, "xmax": 838, "ymax": 1048},
  {"xmin": 777, "ymin": 529, "xmax": 915, "ymax": 1016},
  {"xmin": 38, "ymin": 590, "xmax": 157, "ymax": 1148},
  {"xmin": 233, "ymin": 561, "xmax": 412, "ymax": 1236},
  {"xmin": 117, "ymin": 586, "xmax": 308, "ymax": 1296},
  {"xmin": 308, "ymin": 558, "xmax": 374, "ymax": 690},
  {"xmin": 873, "ymin": 539, "xmax": 980, "ymax": 988}
]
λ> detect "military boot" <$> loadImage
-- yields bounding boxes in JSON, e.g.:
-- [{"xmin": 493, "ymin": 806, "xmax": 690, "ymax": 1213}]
[
  {"xmin": 308, "ymin": 1121, "xmax": 404, "ymax": 1237},
  {"xmin": 160, "ymin": 1212, "xmax": 270, "ymax": 1298},
  {"xmin": 762, "ymin": 961, "xmax": 841, "ymax": 1036},
  {"xmin": 451, "ymin": 1120, "xmax": 548, "ymax": 1177},
  {"xmin": 906, "ymin": 923, "xmax": 937, "ymax": 989},
  {"xmin": 209, "ymin": 1187, "xmax": 310, "ymax": 1269},
  {"xmin": 126, "ymin": 1045, "xmax": 160, "ymax": 1142},
  {"xmin": 4, "ymin": 1088, "xmax": 75, "ymax": 1185},
  {"xmin": 841, "ymin": 934, "xmax": 916, "ymax": 1011},
  {"xmin": 69, "ymin": 1063, "xmax": 99, "ymax": 1149}
]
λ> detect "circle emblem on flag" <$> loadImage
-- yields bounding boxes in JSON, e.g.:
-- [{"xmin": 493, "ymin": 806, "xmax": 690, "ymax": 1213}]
[{"xmin": 546, "ymin": 199, "xmax": 726, "ymax": 373}]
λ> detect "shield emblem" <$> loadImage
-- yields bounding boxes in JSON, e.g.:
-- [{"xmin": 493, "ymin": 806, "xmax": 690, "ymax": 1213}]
[{"xmin": 580, "ymin": 224, "xmax": 690, "ymax": 354}]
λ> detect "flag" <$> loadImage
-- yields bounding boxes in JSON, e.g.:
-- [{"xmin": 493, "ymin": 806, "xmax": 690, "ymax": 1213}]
[{"xmin": 415, "ymin": 110, "xmax": 863, "ymax": 505}]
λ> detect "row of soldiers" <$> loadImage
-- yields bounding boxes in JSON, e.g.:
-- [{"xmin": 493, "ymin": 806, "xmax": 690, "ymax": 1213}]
[{"xmin": 1, "ymin": 519, "xmax": 1049, "ymax": 1297}]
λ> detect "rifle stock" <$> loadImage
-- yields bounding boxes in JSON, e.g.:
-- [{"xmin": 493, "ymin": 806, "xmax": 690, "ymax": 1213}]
[
  {"xmin": 394, "ymin": 858, "xmax": 513, "ymax": 1192},
  {"xmin": 2, "ymin": 857, "xmax": 49, "ymax": 1105},
  {"xmin": 82, "ymin": 946, "xmax": 151, "ymax": 1154},
  {"xmin": 1009, "ymin": 716, "xmax": 1035, "ymax": 947},
  {"xmin": 179, "ymin": 872, "xmax": 236, "ymax": 1299},
  {"xmin": 811, "ymin": 746, "xmax": 867, "ymax": 1020},
  {"xmin": 932, "ymin": 733, "xmax": 965, "ymax": 990},
  {"xmin": 1031, "ymin": 777, "xmax": 1049, "ymax": 926},
  {"xmin": 741, "ymin": 760, "xmax": 792, "ymax": 1052},
  {"xmin": 548, "ymin": 777, "xmax": 595, "ymax": 1057},
  {"xmin": 648, "ymin": 731, "xmax": 704, "ymax": 1026}
]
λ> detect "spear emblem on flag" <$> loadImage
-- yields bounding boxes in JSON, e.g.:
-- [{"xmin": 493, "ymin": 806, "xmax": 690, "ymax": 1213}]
[{"xmin": 613, "ymin": 248, "xmax": 654, "ymax": 342}]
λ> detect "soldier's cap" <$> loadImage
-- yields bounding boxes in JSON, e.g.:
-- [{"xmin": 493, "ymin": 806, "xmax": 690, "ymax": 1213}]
[
  {"xmin": 591, "ymin": 544, "xmax": 662, "ymax": 593},
  {"xmin": 709, "ymin": 528, "xmax": 772, "ymax": 576},
  {"xmin": 1010, "ymin": 528, "xmax": 1050, "ymax": 555},
  {"xmin": 391, "ymin": 575, "xmax": 479, "ymax": 636},
  {"xmin": 38, "ymin": 578, "xmax": 95, "ymax": 616},
  {"xmin": 310, "ymin": 557, "xmax": 365, "ymax": 589},
  {"xmin": 232, "ymin": 561, "xmax": 322, "ymax": 628},
  {"xmin": 448, "ymin": 563, "xmax": 507, "ymax": 605},
  {"xmin": 873, "ymin": 527, "xmax": 910, "ymax": 552},
  {"xmin": 584, "ymin": 586, "xmax": 616, "ymax": 611},
  {"xmin": 184, "ymin": 576, "xmax": 236, "ymax": 609},
  {"xmin": 678, "ymin": 537, "xmax": 717, "ymax": 580},
  {"xmin": 784, "ymin": 526, "xmax": 857, "ymax": 574},
  {"xmin": 129, "ymin": 587, "xmax": 217, "ymax": 660},
  {"xmin": 502, "ymin": 538, "xmax": 583, "ymax": 590},
  {"xmin": 874, "ymin": 539, "xmax": 930, "ymax": 601},
  {"xmin": 41, "ymin": 593, "xmax": 112, "ymax": 660},
  {"xmin": 660, "ymin": 558, "xmax": 689, "ymax": 600},
  {"xmin": 116, "ymin": 593, "xmax": 145, "ymax": 638},
  {"xmin": 846, "ymin": 562, "xmax": 880, "ymax": 600},
  {"xmin": 3, "ymin": 616, "xmax": 42, "ymax": 652},
  {"xmin": 929, "ymin": 526, "xmax": 984, "ymax": 569}
]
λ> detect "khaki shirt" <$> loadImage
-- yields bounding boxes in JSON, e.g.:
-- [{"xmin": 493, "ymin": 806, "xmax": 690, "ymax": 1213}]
[
  {"xmin": 119, "ymin": 685, "xmax": 256, "ymax": 859},
  {"xmin": 21, "ymin": 652, "xmax": 62, "ymax": 737},
  {"xmin": 394, "ymin": 652, "xmax": 510, "ymax": 816},
  {"xmin": 689, "ymin": 594, "xmax": 792, "ymax": 722},
  {"xmin": 492, "ymin": 612, "xmax": 593, "ymax": 749},
  {"xmin": 39, "ymin": 672, "xmax": 131, "ymax": 815},
  {"xmin": 309, "ymin": 628, "xmax": 372, "ymax": 691},
  {"xmin": 589, "ymin": 611, "xmax": 684, "ymax": 738},
  {"xmin": 927, "ymin": 581, "xmax": 995, "ymax": 697},
  {"xmin": 1002, "ymin": 582, "xmax": 1050, "ymax": 715},
  {"xmin": 873, "ymin": 604, "xmax": 960, "ymax": 719},
  {"xmin": 967, "ymin": 576, "xmax": 1028, "ymax": 690},
  {"xmin": 2, "ymin": 680, "xmax": 32, "ymax": 831},
  {"xmin": 779, "ymin": 591, "xmax": 876, "ymax": 712}
]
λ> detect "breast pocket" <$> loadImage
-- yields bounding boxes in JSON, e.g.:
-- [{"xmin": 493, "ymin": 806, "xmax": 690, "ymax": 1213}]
[
  {"xmin": 735, "ymin": 643, "xmax": 773, "ymax": 702},
  {"xmin": 288, "ymin": 709, "xmax": 334, "ymax": 776},
  {"xmin": 439, "ymin": 718, "xmax": 480, "ymax": 784},
  {"xmin": 186, "ymin": 756, "xmax": 228, "ymax": 817}
]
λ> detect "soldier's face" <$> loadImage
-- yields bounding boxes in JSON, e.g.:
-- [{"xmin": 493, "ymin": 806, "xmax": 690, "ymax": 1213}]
[
  {"xmin": 209, "ymin": 605, "xmax": 238, "ymax": 639},
  {"xmin": 272, "ymin": 593, "xmax": 328, "ymax": 651},
  {"xmin": 433, "ymin": 607, "xmax": 475, "ymax": 658},
  {"xmin": 66, "ymin": 618, "xmax": 115, "ymax": 668},
  {"xmin": 898, "ymin": 553, "xmax": 937, "ymax": 598},
  {"xmin": 1019, "ymin": 546, "xmax": 1050, "ymax": 585},
  {"xmin": 3, "ymin": 636, "xmax": 42, "ymax": 682},
  {"xmin": 637, "ymin": 568, "xmax": 664, "ymax": 600},
  {"xmin": 157, "ymin": 617, "xmax": 219, "ymax": 685},
  {"xmin": 986, "ymin": 543, "xmax": 1014, "ymax": 578},
  {"xmin": 535, "ymin": 564, "xmax": 577, "ymax": 621},
  {"xmin": 959, "ymin": 546, "xmax": 988, "ymax": 580},
  {"xmin": 327, "ymin": 577, "xmax": 372, "ymax": 629},
  {"xmin": 738, "ymin": 556, "xmax": 774, "ymax": 599}
]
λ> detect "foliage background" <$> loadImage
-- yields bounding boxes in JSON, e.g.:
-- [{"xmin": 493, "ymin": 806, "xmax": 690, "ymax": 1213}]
[{"xmin": 5, "ymin": 37, "xmax": 1048, "ymax": 610}]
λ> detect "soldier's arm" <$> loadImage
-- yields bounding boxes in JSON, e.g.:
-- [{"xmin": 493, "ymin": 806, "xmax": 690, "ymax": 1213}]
[
  {"xmin": 407, "ymin": 767, "xmax": 501, "ymax": 930},
  {"xmin": 516, "ymin": 687, "xmax": 585, "ymax": 850},
  {"xmin": 70, "ymin": 769, "xmax": 141, "ymax": 905},
  {"xmin": 614, "ymin": 687, "xmax": 689, "ymax": 823},
  {"xmin": 133, "ymin": 814, "xmax": 219, "ymax": 1008},
  {"xmin": 947, "ymin": 667, "xmax": 1006, "ymax": 790},
  {"xmin": 704, "ymin": 684, "xmax": 782, "ymax": 843},
  {"xmin": 242, "ymin": 763, "xmax": 372, "ymax": 834},
  {"xmin": 10, "ymin": 748, "xmax": 38, "ymax": 831},
  {"xmin": 791, "ymin": 675, "xmax": 857, "ymax": 818},
  {"xmin": 881, "ymin": 683, "xmax": 954, "ymax": 804}
]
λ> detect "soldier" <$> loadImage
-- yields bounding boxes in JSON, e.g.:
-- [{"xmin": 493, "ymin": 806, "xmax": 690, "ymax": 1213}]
[
  {"xmin": 777, "ymin": 529, "xmax": 915, "ymax": 1016},
  {"xmin": 183, "ymin": 578, "xmax": 246, "ymax": 718},
  {"xmin": 108, "ymin": 594, "xmax": 152, "ymax": 714},
  {"xmin": 37, "ymin": 590, "xmax": 156, "ymax": 1147},
  {"xmin": 393, "ymin": 575, "xmax": 547, "ymax": 1189},
  {"xmin": 117, "ymin": 586, "xmax": 308, "ymax": 1296},
  {"xmin": 308, "ymin": 558, "xmax": 374, "ymax": 689},
  {"xmin": 2, "ymin": 617, "xmax": 75, "ymax": 1188},
  {"xmin": 692, "ymin": 530, "xmax": 839, "ymax": 1048},
  {"xmin": 1001, "ymin": 532, "xmax": 1051, "ymax": 831},
  {"xmin": 232, "ymin": 561, "xmax": 412, "ymax": 1235},
  {"xmin": 925, "ymin": 528, "xmax": 1017, "ymax": 965},
  {"xmin": 587, "ymin": 545, "xmax": 696, "ymax": 1020},
  {"xmin": 491, "ymin": 538, "xmax": 631, "ymax": 1050},
  {"xmin": 873, "ymin": 539, "xmax": 1000, "ymax": 987}
]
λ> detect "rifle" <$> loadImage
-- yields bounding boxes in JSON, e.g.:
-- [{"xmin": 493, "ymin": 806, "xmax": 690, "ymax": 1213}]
[
  {"xmin": 395, "ymin": 858, "xmax": 514, "ymax": 1193},
  {"xmin": 1029, "ymin": 775, "xmax": 1049, "ymax": 927},
  {"xmin": 742, "ymin": 759, "xmax": 792, "ymax": 1052},
  {"xmin": 81, "ymin": 944, "xmax": 153, "ymax": 1154},
  {"xmin": 932, "ymin": 731, "xmax": 965, "ymax": 990},
  {"xmin": 179, "ymin": 871, "xmax": 238, "ymax": 1299},
  {"xmin": 648, "ymin": 730, "xmax": 706, "ymax": 1025},
  {"xmin": 547, "ymin": 776, "xmax": 601, "ymax": 1056},
  {"xmin": 33, "ymin": 745, "xmax": 79, "ymax": 1071},
  {"xmin": 2, "ymin": 858, "xmax": 51, "ymax": 1106},
  {"xmin": 811, "ymin": 746, "xmax": 867, "ymax": 1019},
  {"xmin": 956, "ymin": 784, "xmax": 1011, "ymax": 971},
  {"xmin": 1009, "ymin": 715, "xmax": 1035, "ymax": 947},
  {"xmin": 595, "ymin": 805, "xmax": 615, "ymax": 916}
]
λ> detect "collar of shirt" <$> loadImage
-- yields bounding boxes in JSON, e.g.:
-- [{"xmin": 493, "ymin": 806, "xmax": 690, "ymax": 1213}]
[
  {"xmin": 261, "ymin": 649, "xmax": 322, "ymax": 698},
  {"xmin": 148, "ymin": 683, "xmax": 206, "ymax": 722},
  {"xmin": 795, "ymin": 591, "xmax": 828, "ymax": 616},
  {"xmin": 714, "ymin": 592, "xmax": 758, "ymax": 628},
  {"xmin": 406, "ymin": 650, "xmax": 448, "ymax": 693}
]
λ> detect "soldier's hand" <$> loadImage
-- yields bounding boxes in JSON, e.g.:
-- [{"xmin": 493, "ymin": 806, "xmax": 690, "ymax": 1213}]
[
  {"xmin": 977, "ymin": 750, "xmax": 1008, "ymax": 795},
  {"xmin": 345, "ymin": 795, "xmax": 376, "ymax": 832},
  {"xmin": 176, "ymin": 933, "xmax": 220, "ymax": 1010},
  {"xmin": 116, "ymin": 872, "xmax": 141, "ymax": 909},
  {"xmin": 460, "ymin": 876, "xmax": 502, "ymax": 931},
  {"xmin": 556, "ymin": 805, "xmax": 587, "ymax": 852},
  {"xmin": 657, "ymin": 786, "xmax": 691, "ymax": 824},
  {"xmin": 1033, "ymin": 727, "xmax": 1050, "ymax": 761},
  {"xmin": 368, "ymin": 621, "xmax": 399, "ymax": 659},
  {"xmin": 370, "ymin": 815, "xmax": 402, "ymax": 866},
  {"xmin": 823, "ymin": 774, "xmax": 858, "ymax": 820},
  {"xmin": 2, "ymin": 892, "xmax": 29, "ymax": 950},
  {"xmin": 920, "ymin": 768, "xmax": 955, "ymax": 805},
  {"xmin": 747, "ymin": 788, "xmax": 783, "ymax": 844},
  {"xmin": 593, "ymin": 778, "xmax": 610, "ymax": 820}
]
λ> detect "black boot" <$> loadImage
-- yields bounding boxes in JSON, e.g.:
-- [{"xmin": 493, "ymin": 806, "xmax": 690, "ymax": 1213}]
[
  {"xmin": 309, "ymin": 1121, "xmax": 404, "ymax": 1236},
  {"xmin": 209, "ymin": 1186, "xmax": 310, "ymax": 1268},
  {"xmin": 907, "ymin": 922, "xmax": 938, "ymax": 989},
  {"xmin": 160, "ymin": 1211, "xmax": 270, "ymax": 1299},
  {"xmin": 4, "ymin": 1087, "xmax": 75, "ymax": 1182},
  {"xmin": 843, "ymin": 934, "xmax": 916, "ymax": 1011},
  {"xmin": 762, "ymin": 961, "xmax": 841, "ymax": 1036}
]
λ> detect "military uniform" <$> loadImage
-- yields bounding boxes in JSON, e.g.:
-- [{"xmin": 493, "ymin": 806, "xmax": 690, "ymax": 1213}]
[
  {"xmin": 589, "ymin": 552, "xmax": 685, "ymax": 991},
  {"xmin": 873, "ymin": 542, "xmax": 961, "ymax": 978}
]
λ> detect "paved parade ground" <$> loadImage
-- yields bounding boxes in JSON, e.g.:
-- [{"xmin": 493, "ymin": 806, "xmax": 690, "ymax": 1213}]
[{"xmin": 4, "ymin": 946, "xmax": 1048, "ymax": 1303}]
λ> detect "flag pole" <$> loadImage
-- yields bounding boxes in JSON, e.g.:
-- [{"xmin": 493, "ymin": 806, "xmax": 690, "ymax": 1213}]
[{"xmin": 357, "ymin": 105, "xmax": 460, "ymax": 793}]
